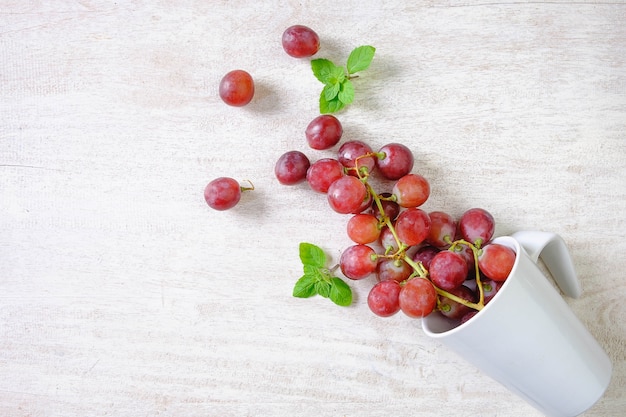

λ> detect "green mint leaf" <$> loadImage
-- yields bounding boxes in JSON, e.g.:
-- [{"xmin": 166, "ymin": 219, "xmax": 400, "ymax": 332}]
[
  {"xmin": 329, "ymin": 277, "xmax": 352, "ymax": 306},
  {"xmin": 323, "ymin": 83, "xmax": 340, "ymax": 101},
  {"xmin": 293, "ymin": 275, "xmax": 318, "ymax": 298},
  {"xmin": 338, "ymin": 79, "xmax": 355, "ymax": 105},
  {"xmin": 299, "ymin": 242, "xmax": 326, "ymax": 268},
  {"xmin": 320, "ymin": 93, "xmax": 346, "ymax": 114},
  {"xmin": 346, "ymin": 45, "xmax": 376, "ymax": 74},
  {"xmin": 328, "ymin": 65, "xmax": 346, "ymax": 85},
  {"xmin": 315, "ymin": 280, "xmax": 332, "ymax": 298},
  {"xmin": 311, "ymin": 58, "xmax": 337, "ymax": 84}
]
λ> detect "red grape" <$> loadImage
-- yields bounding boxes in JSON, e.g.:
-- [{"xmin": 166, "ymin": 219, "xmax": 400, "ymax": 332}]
[
  {"xmin": 338, "ymin": 140, "xmax": 376, "ymax": 177},
  {"xmin": 375, "ymin": 143, "xmax": 414, "ymax": 180},
  {"xmin": 281, "ymin": 25, "xmax": 320, "ymax": 58},
  {"xmin": 392, "ymin": 173, "xmax": 430, "ymax": 208},
  {"xmin": 426, "ymin": 211, "xmax": 456, "ymax": 248},
  {"xmin": 459, "ymin": 208, "xmax": 495, "ymax": 247},
  {"xmin": 395, "ymin": 208, "xmax": 431, "ymax": 247},
  {"xmin": 478, "ymin": 243, "xmax": 516, "ymax": 282},
  {"xmin": 204, "ymin": 177, "xmax": 241, "ymax": 210},
  {"xmin": 437, "ymin": 285, "xmax": 476, "ymax": 320},
  {"xmin": 376, "ymin": 258, "xmax": 412, "ymax": 283},
  {"xmin": 399, "ymin": 278, "xmax": 437, "ymax": 318},
  {"xmin": 340, "ymin": 244, "xmax": 377, "ymax": 280},
  {"xmin": 218, "ymin": 70, "xmax": 254, "ymax": 107},
  {"xmin": 429, "ymin": 250, "xmax": 469, "ymax": 291},
  {"xmin": 327, "ymin": 176, "xmax": 367, "ymax": 214},
  {"xmin": 347, "ymin": 213, "xmax": 381, "ymax": 244},
  {"xmin": 275, "ymin": 150, "xmax": 311, "ymax": 185},
  {"xmin": 481, "ymin": 279, "xmax": 502, "ymax": 304},
  {"xmin": 368, "ymin": 280, "xmax": 402, "ymax": 317},
  {"xmin": 306, "ymin": 158, "xmax": 344, "ymax": 193},
  {"xmin": 412, "ymin": 245, "xmax": 440, "ymax": 270},
  {"xmin": 371, "ymin": 192, "xmax": 401, "ymax": 222},
  {"xmin": 379, "ymin": 226, "xmax": 399, "ymax": 253},
  {"xmin": 305, "ymin": 115, "xmax": 343, "ymax": 150}
]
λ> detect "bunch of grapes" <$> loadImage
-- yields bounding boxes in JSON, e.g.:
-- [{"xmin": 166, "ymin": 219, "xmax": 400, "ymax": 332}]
[{"xmin": 205, "ymin": 24, "xmax": 517, "ymax": 326}]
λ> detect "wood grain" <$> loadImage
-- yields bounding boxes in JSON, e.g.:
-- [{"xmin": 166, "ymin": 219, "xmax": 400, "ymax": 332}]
[{"xmin": 1, "ymin": 1, "xmax": 625, "ymax": 416}]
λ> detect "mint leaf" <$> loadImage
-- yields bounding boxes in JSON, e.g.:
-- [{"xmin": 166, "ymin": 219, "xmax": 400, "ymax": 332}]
[
  {"xmin": 320, "ymin": 93, "xmax": 346, "ymax": 114},
  {"xmin": 328, "ymin": 65, "xmax": 346, "ymax": 85},
  {"xmin": 346, "ymin": 45, "xmax": 376, "ymax": 74},
  {"xmin": 323, "ymin": 83, "xmax": 340, "ymax": 101},
  {"xmin": 311, "ymin": 59, "xmax": 337, "ymax": 84},
  {"xmin": 329, "ymin": 277, "xmax": 352, "ymax": 306},
  {"xmin": 293, "ymin": 275, "xmax": 318, "ymax": 298},
  {"xmin": 299, "ymin": 242, "xmax": 326, "ymax": 268},
  {"xmin": 315, "ymin": 280, "xmax": 332, "ymax": 298},
  {"xmin": 337, "ymin": 79, "xmax": 354, "ymax": 105}
]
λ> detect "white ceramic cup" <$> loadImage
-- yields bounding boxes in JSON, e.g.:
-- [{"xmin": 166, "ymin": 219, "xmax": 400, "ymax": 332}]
[{"xmin": 422, "ymin": 231, "xmax": 612, "ymax": 417}]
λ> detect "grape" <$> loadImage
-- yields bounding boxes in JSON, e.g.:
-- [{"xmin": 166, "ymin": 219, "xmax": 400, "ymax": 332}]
[
  {"xmin": 395, "ymin": 208, "xmax": 431, "ymax": 247},
  {"xmin": 338, "ymin": 140, "xmax": 376, "ymax": 177},
  {"xmin": 438, "ymin": 285, "xmax": 476, "ymax": 320},
  {"xmin": 375, "ymin": 143, "xmax": 414, "ymax": 180},
  {"xmin": 481, "ymin": 279, "xmax": 502, "ymax": 304},
  {"xmin": 429, "ymin": 250, "xmax": 469, "ymax": 291},
  {"xmin": 281, "ymin": 25, "xmax": 320, "ymax": 58},
  {"xmin": 275, "ymin": 150, "xmax": 311, "ymax": 185},
  {"xmin": 368, "ymin": 280, "xmax": 402, "ymax": 317},
  {"xmin": 371, "ymin": 192, "xmax": 400, "ymax": 222},
  {"xmin": 459, "ymin": 208, "xmax": 495, "ymax": 247},
  {"xmin": 305, "ymin": 115, "xmax": 343, "ymax": 150},
  {"xmin": 478, "ymin": 243, "xmax": 516, "ymax": 282},
  {"xmin": 347, "ymin": 213, "xmax": 381, "ymax": 244},
  {"xmin": 426, "ymin": 211, "xmax": 456, "ymax": 248},
  {"xmin": 204, "ymin": 177, "xmax": 241, "ymax": 211},
  {"xmin": 327, "ymin": 176, "xmax": 367, "ymax": 214},
  {"xmin": 379, "ymin": 226, "xmax": 399, "ymax": 253},
  {"xmin": 218, "ymin": 70, "xmax": 254, "ymax": 107},
  {"xmin": 376, "ymin": 258, "xmax": 412, "ymax": 283},
  {"xmin": 340, "ymin": 244, "xmax": 377, "ymax": 280},
  {"xmin": 306, "ymin": 158, "xmax": 344, "ymax": 193},
  {"xmin": 392, "ymin": 173, "xmax": 430, "ymax": 208},
  {"xmin": 399, "ymin": 278, "xmax": 437, "ymax": 318},
  {"xmin": 412, "ymin": 245, "xmax": 440, "ymax": 270},
  {"xmin": 460, "ymin": 311, "xmax": 478, "ymax": 324}
]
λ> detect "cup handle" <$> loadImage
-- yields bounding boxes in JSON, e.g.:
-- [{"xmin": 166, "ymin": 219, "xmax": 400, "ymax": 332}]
[{"xmin": 511, "ymin": 231, "xmax": 582, "ymax": 298}]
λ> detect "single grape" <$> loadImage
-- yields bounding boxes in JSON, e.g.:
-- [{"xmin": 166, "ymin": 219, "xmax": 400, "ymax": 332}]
[
  {"xmin": 204, "ymin": 177, "xmax": 242, "ymax": 210},
  {"xmin": 218, "ymin": 70, "xmax": 254, "ymax": 107},
  {"xmin": 399, "ymin": 278, "xmax": 437, "ymax": 318},
  {"xmin": 481, "ymin": 278, "xmax": 502, "ymax": 304},
  {"xmin": 460, "ymin": 310, "xmax": 478, "ymax": 324},
  {"xmin": 340, "ymin": 244, "xmax": 377, "ymax": 280},
  {"xmin": 375, "ymin": 143, "xmax": 414, "ymax": 180},
  {"xmin": 275, "ymin": 150, "xmax": 311, "ymax": 185},
  {"xmin": 368, "ymin": 279, "xmax": 402, "ymax": 317},
  {"xmin": 478, "ymin": 243, "xmax": 516, "ymax": 282},
  {"xmin": 429, "ymin": 250, "xmax": 469, "ymax": 291},
  {"xmin": 327, "ymin": 176, "xmax": 367, "ymax": 214},
  {"xmin": 426, "ymin": 211, "xmax": 456, "ymax": 248},
  {"xmin": 379, "ymin": 226, "xmax": 399, "ymax": 253},
  {"xmin": 392, "ymin": 173, "xmax": 430, "ymax": 208},
  {"xmin": 412, "ymin": 245, "xmax": 440, "ymax": 270},
  {"xmin": 371, "ymin": 192, "xmax": 401, "ymax": 222},
  {"xmin": 306, "ymin": 158, "xmax": 344, "ymax": 193},
  {"xmin": 305, "ymin": 115, "xmax": 343, "ymax": 150},
  {"xmin": 376, "ymin": 258, "xmax": 412, "ymax": 283},
  {"xmin": 337, "ymin": 140, "xmax": 376, "ymax": 177},
  {"xmin": 394, "ymin": 208, "xmax": 431, "ymax": 247},
  {"xmin": 281, "ymin": 25, "xmax": 320, "ymax": 58},
  {"xmin": 459, "ymin": 208, "xmax": 495, "ymax": 247},
  {"xmin": 347, "ymin": 213, "xmax": 381, "ymax": 244},
  {"xmin": 438, "ymin": 285, "xmax": 476, "ymax": 320}
]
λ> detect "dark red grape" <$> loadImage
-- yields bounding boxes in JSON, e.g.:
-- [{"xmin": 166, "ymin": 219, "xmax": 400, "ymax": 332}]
[
  {"xmin": 371, "ymin": 192, "xmax": 401, "ymax": 222},
  {"xmin": 437, "ymin": 285, "xmax": 476, "ymax": 320},
  {"xmin": 412, "ymin": 245, "xmax": 440, "ymax": 270},
  {"xmin": 275, "ymin": 150, "xmax": 311, "ymax": 185},
  {"xmin": 219, "ymin": 70, "xmax": 254, "ymax": 107},
  {"xmin": 429, "ymin": 250, "xmax": 469, "ymax": 291},
  {"xmin": 338, "ymin": 140, "xmax": 376, "ymax": 177},
  {"xmin": 281, "ymin": 25, "xmax": 320, "ymax": 58},
  {"xmin": 459, "ymin": 208, "xmax": 495, "ymax": 247},
  {"xmin": 305, "ymin": 115, "xmax": 343, "ymax": 150},
  {"xmin": 204, "ymin": 177, "xmax": 241, "ymax": 210},
  {"xmin": 375, "ymin": 143, "xmax": 414, "ymax": 180}
]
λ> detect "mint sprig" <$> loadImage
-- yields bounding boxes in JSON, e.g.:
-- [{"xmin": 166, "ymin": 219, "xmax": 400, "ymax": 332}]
[
  {"xmin": 311, "ymin": 45, "xmax": 375, "ymax": 114},
  {"xmin": 292, "ymin": 242, "xmax": 352, "ymax": 306}
]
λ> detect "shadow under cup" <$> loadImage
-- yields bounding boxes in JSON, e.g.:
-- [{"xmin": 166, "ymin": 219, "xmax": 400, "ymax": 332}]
[{"xmin": 422, "ymin": 235, "xmax": 612, "ymax": 417}]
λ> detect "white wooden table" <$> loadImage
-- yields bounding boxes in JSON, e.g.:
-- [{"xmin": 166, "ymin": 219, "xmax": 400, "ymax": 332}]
[{"xmin": 1, "ymin": 1, "xmax": 625, "ymax": 416}]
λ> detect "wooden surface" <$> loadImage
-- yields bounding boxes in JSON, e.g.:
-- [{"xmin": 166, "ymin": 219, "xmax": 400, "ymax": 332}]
[{"xmin": 1, "ymin": 1, "xmax": 625, "ymax": 416}]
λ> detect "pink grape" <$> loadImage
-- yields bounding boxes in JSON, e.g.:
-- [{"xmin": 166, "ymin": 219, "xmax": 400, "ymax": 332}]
[
  {"xmin": 368, "ymin": 280, "xmax": 402, "ymax": 317},
  {"xmin": 340, "ymin": 244, "xmax": 377, "ymax": 280},
  {"xmin": 219, "ymin": 70, "xmax": 254, "ymax": 107},
  {"xmin": 375, "ymin": 143, "xmax": 414, "ymax": 180},
  {"xmin": 305, "ymin": 115, "xmax": 343, "ymax": 150},
  {"xmin": 426, "ymin": 211, "xmax": 456, "ymax": 248},
  {"xmin": 281, "ymin": 25, "xmax": 320, "ymax": 58},
  {"xmin": 478, "ymin": 243, "xmax": 516, "ymax": 282},
  {"xmin": 392, "ymin": 173, "xmax": 430, "ymax": 208},
  {"xmin": 338, "ymin": 140, "xmax": 376, "ymax": 177},
  {"xmin": 275, "ymin": 150, "xmax": 311, "ymax": 185},
  {"xmin": 347, "ymin": 213, "xmax": 381, "ymax": 244},
  {"xmin": 399, "ymin": 278, "xmax": 437, "ymax": 318},
  {"xmin": 429, "ymin": 250, "xmax": 469, "ymax": 291},
  {"xmin": 395, "ymin": 208, "xmax": 431, "ymax": 247},
  {"xmin": 459, "ymin": 208, "xmax": 495, "ymax": 247},
  {"xmin": 204, "ymin": 177, "xmax": 241, "ymax": 211},
  {"xmin": 327, "ymin": 176, "xmax": 367, "ymax": 214},
  {"xmin": 306, "ymin": 158, "xmax": 344, "ymax": 193},
  {"xmin": 376, "ymin": 258, "xmax": 412, "ymax": 283}
]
